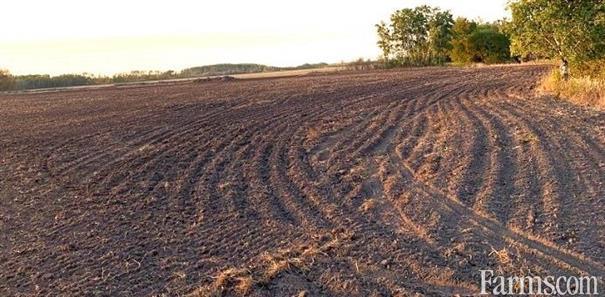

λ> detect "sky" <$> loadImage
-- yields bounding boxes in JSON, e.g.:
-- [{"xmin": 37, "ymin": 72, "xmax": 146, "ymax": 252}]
[{"xmin": 0, "ymin": 0, "xmax": 509, "ymax": 75}]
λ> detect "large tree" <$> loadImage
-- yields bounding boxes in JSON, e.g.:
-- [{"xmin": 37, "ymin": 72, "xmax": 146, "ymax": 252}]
[
  {"xmin": 376, "ymin": 6, "xmax": 453, "ymax": 65},
  {"xmin": 468, "ymin": 25, "xmax": 511, "ymax": 64},
  {"xmin": 450, "ymin": 18, "xmax": 478, "ymax": 64},
  {"xmin": 508, "ymin": 0, "xmax": 605, "ymax": 79},
  {"xmin": 450, "ymin": 19, "xmax": 511, "ymax": 64},
  {"xmin": 428, "ymin": 9, "xmax": 455, "ymax": 64},
  {"xmin": 375, "ymin": 21, "xmax": 393, "ymax": 62}
]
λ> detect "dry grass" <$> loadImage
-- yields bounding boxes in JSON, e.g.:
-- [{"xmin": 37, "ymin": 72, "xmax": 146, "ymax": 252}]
[
  {"xmin": 518, "ymin": 131, "xmax": 539, "ymax": 144},
  {"xmin": 190, "ymin": 268, "xmax": 252, "ymax": 297},
  {"xmin": 359, "ymin": 198, "xmax": 377, "ymax": 212},
  {"xmin": 190, "ymin": 229, "xmax": 354, "ymax": 296},
  {"xmin": 306, "ymin": 126, "xmax": 321, "ymax": 142},
  {"xmin": 539, "ymin": 69, "xmax": 605, "ymax": 109},
  {"xmin": 490, "ymin": 247, "xmax": 512, "ymax": 266},
  {"xmin": 234, "ymin": 276, "xmax": 254, "ymax": 295}
]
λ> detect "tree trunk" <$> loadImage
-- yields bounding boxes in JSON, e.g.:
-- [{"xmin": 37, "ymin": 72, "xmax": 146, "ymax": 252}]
[{"xmin": 560, "ymin": 58, "xmax": 570, "ymax": 81}]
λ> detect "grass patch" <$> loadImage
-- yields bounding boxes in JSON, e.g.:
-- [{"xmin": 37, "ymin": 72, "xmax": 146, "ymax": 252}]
[{"xmin": 539, "ymin": 64, "xmax": 605, "ymax": 109}]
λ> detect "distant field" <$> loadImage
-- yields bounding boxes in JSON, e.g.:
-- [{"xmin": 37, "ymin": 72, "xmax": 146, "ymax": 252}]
[
  {"xmin": 231, "ymin": 66, "xmax": 343, "ymax": 79},
  {"xmin": 1, "ymin": 66, "xmax": 604, "ymax": 296}
]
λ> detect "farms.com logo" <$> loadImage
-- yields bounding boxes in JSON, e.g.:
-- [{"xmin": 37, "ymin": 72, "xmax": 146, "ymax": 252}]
[{"xmin": 479, "ymin": 270, "xmax": 600, "ymax": 295}]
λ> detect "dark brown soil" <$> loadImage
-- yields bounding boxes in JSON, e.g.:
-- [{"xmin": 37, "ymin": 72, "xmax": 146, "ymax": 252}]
[{"xmin": 0, "ymin": 65, "xmax": 604, "ymax": 296}]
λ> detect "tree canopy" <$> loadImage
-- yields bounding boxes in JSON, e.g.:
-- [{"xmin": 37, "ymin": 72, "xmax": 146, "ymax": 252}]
[
  {"xmin": 508, "ymin": 0, "xmax": 605, "ymax": 65},
  {"xmin": 468, "ymin": 25, "xmax": 511, "ymax": 64},
  {"xmin": 449, "ymin": 19, "xmax": 511, "ymax": 64},
  {"xmin": 377, "ymin": 6, "xmax": 511, "ymax": 66},
  {"xmin": 376, "ymin": 6, "xmax": 454, "ymax": 65},
  {"xmin": 450, "ymin": 18, "xmax": 478, "ymax": 64}
]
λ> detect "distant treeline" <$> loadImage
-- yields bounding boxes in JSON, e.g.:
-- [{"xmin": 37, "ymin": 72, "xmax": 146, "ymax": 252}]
[
  {"xmin": 181, "ymin": 64, "xmax": 279, "ymax": 77},
  {"xmin": 0, "ymin": 62, "xmax": 330, "ymax": 91},
  {"xmin": 179, "ymin": 63, "xmax": 329, "ymax": 77},
  {"xmin": 0, "ymin": 70, "xmax": 180, "ymax": 91}
]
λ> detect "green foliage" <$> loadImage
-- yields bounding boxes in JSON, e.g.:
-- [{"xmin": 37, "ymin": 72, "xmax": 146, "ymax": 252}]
[
  {"xmin": 450, "ymin": 18, "xmax": 478, "ymax": 64},
  {"xmin": 429, "ymin": 9, "xmax": 455, "ymax": 64},
  {"xmin": 0, "ymin": 69, "xmax": 16, "ymax": 91},
  {"xmin": 450, "ymin": 19, "xmax": 511, "ymax": 64},
  {"xmin": 376, "ymin": 22, "xmax": 392, "ymax": 60},
  {"xmin": 376, "ymin": 6, "xmax": 454, "ymax": 65},
  {"xmin": 468, "ymin": 25, "xmax": 511, "ymax": 64},
  {"xmin": 377, "ymin": 7, "xmax": 512, "ymax": 66},
  {"xmin": 508, "ymin": 0, "xmax": 605, "ymax": 65}
]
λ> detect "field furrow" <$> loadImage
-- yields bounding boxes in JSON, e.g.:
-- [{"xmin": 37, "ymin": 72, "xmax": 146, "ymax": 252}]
[{"xmin": 1, "ymin": 65, "xmax": 603, "ymax": 296}]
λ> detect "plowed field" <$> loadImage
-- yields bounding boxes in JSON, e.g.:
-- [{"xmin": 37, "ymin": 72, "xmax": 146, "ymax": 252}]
[{"xmin": 1, "ymin": 65, "xmax": 604, "ymax": 296}]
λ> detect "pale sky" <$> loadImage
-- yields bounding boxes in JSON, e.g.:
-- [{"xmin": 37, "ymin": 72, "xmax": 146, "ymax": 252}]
[{"xmin": 1, "ymin": 0, "xmax": 509, "ymax": 75}]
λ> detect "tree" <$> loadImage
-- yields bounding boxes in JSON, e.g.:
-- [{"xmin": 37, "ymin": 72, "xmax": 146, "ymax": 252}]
[
  {"xmin": 376, "ymin": 22, "xmax": 393, "ymax": 62},
  {"xmin": 450, "ymin": 19, "xmax": 511, "ymax": 64},
  {"xmin": 389, "ymin": 6, "xmax": 431, "ymax": 64},
  {"xmin": 428, "ymin": 10, "xmax": 455, "ymax": 64},
  {"xmin": 468, "ymin": 25, "xmax": 511, "ymax": 64},
  {"xmin": 0, "ymin": 69, "xmax": 16, "ymax": 91},
  {"xmin": 450, "ymin": 18, "xmax": 478, "ymax": 63},
  {"xmin": 508, "ymin": 0, "xmax": 605, "ymax": 79},
  {"xmin": 376, "ymin": 6, "xmax": 453, "ymax": 65}
]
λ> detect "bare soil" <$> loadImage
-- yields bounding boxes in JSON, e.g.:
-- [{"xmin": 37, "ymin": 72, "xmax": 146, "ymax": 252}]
[{"xmin": 0, "ymin": 65, "xmax": 604, "ymax": 296}]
